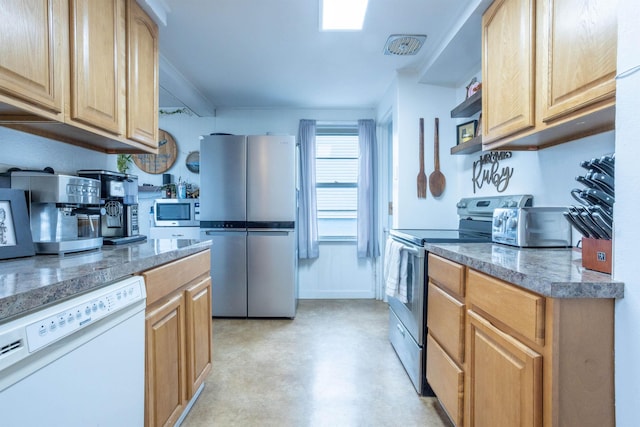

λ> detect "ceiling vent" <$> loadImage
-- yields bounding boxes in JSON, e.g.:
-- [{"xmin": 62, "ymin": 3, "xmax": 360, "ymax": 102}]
[{"xmin": 383, "ymin": 34, "xmax": 427, "ymax": 56}]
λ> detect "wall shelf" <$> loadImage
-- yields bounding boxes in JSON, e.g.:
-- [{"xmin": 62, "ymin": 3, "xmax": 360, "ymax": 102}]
[
  {"xmin": 139, "ymin": 185, "xmax": 163, "ymax": 192},
  {"xmin": 451, "ymin": 90, "xmax": 482, "ymax": 118},
  {"xmin": 451, "ymin": 136, "xmax": 483, "ymax": 155}
]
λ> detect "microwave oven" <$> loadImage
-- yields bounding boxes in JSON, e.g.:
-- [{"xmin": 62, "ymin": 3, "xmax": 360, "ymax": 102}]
[{"xmin": 154, "ymin": 199, "xmax": 200, "ymax": 227}]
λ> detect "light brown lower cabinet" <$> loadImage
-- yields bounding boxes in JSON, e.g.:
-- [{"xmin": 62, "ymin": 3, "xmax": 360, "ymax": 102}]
[
  {"xmin": 465, "ymin": 310, "xmax": 542, "ymax": 427},
  {"xmin": 465, "ymin": 269, "xmax": 614, "ymax": 427},
  {"xmin": 427, "ymin": 255, "xmax": 467, "ymax": 425},
  {"xmin": 426, "ymin": 333, "xmax": 464, "ymax": 426},
  {"xmin": 427, "ymin": 254, "xmax": 615, "ymax": 427},
  {"xmin": 145, "ymin": 292, "xmax": 187, "ymax": 427},
  {"xmin": 143, "ymin": 250, "xmax": 212, "ymax": 427},
  {"xmin": 185, "ymin": 276, "xmax": 213, "ymax": 397}
]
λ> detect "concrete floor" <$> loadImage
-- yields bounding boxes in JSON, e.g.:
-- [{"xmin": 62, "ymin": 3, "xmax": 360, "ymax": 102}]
[{"xmin": 181, "ymin": 300, "xmax": 453, "ymax": 427}]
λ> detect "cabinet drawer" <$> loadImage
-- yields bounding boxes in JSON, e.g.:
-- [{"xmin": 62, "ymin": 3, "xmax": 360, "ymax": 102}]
[
  {"xmin": 428, "ymin": 254, "xmax": 465, "ymax": 298},
  {"xmin": 467, "ymin": 269, "xmax": 545, "ymax": 346},
  {"xmin": 427, "ymin": 282, "xmax": 465, "ymax": 364},
  {"xmin": 144, "ymin": 250, "xmax": 211, "ymax": 306},
  {"xmin": 426, "ymin": 333, "xmax": 464, "ymax": 427}
]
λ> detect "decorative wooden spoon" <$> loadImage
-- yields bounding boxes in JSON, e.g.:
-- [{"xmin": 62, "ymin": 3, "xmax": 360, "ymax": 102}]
[{"xmin": 429, "ymin": 117, "xmax": 446, "ymax": 197}]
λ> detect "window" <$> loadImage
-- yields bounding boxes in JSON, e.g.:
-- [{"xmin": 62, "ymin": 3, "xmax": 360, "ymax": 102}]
[{"xmin": 316, "ymin": 124, "xmax": 359, "ymax": 239}]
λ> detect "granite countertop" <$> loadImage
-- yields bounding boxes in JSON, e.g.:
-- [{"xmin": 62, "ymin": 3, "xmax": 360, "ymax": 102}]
[
  {"xmin": 0, "ymin": 239, "xmax": 212, "ymax": 324},
  {"xmin": 424, "ymin": 243, "xmax": 623, "ymax": 299}
]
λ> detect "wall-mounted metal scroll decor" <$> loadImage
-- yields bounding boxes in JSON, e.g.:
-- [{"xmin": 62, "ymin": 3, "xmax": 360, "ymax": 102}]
[{"xmin": 472, "ymin": 151, "xmax": 514, "ymax": 193}]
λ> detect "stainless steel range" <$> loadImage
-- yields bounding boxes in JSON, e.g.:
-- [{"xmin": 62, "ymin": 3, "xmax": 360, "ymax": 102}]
[{"xmin": 386, "ymin": 194, "xmax": 532, "ymax": 395}]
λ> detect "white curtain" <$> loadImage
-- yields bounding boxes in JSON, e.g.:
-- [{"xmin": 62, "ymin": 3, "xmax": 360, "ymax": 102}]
[
  {"xmin": 297, "ymin": 119, "xmax": 319, "ymax": 259},
  {"xmin": 357, "ymin": 119, "xmax": 380, "ymax": 259}
]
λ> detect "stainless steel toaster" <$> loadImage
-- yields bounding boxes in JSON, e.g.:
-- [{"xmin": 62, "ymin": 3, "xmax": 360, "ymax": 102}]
[{"xmin": 492, "ymin": 207, "xmax": 572, "ymax": 247}]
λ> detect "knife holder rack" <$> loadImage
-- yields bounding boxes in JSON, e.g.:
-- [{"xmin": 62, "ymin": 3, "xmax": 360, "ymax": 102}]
[{"xmin": 582, "ymin": 237, "xmax": 612, "ymax": 274}]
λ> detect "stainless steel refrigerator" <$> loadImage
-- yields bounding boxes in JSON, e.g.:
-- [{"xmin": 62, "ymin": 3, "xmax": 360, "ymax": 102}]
[{"xmin": 199, "ymin": 134, "xmax": 297, "ymax": 318}]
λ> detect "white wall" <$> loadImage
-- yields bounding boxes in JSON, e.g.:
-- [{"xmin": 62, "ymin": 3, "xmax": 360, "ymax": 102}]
[
  {"xmin": 298, "ymin": 242, "xmax": 375, "ymax": 298},
  {"xmin": 0, "ymin": 127, "xmax": 110, "ymax": 174},
  {"xmin": 614, "ymin": 0, "xmax": 640, "ymax": 424},
  {"xmin": 389, "ymin": 71, "xmax": 461, "ymax": 229},
  {"xmin": 455, "ymin": 133, "xmax": 614, "ymax": 199}
]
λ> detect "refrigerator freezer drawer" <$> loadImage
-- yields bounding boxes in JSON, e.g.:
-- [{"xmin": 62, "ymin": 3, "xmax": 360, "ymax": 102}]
[
  {"xmin": 247, "ymin": 229, "xmax": 297, "ymax": 318},
  {"xmin": 201, "ymin": 229, "xmax": 248, "ymax": 317}
]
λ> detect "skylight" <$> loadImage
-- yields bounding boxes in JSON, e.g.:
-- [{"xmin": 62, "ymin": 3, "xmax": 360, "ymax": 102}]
[{"xmin": 320, "ymin": 0, "xmax": 369, "ymax": 31}]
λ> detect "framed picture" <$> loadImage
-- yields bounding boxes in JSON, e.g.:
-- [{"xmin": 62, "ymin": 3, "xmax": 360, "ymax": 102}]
[
  {"xmin": 466, "ymin": 77, "xmax": 482, "ymax": 99},
  {"xmin": 0, "ymin": 189, "xmax": 35, "ymax": 260},
  {"xmin": 457, "ymin": 120, "xmax": 478, "ymax": 145}
]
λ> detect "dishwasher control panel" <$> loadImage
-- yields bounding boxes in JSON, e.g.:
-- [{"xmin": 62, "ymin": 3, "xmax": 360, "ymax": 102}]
[{"xmin": 24, "ymin": 277, "xmax": 145, "ymax": 353}]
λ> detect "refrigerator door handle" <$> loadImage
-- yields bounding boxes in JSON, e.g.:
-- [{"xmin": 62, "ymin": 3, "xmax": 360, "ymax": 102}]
[
  {"xmin": 249, "ymin": 229, "xmax": 293, "ymax": 235},
  {"xmin": 203, "ymin": 230, "xmax": 246, "ymax": 235}
]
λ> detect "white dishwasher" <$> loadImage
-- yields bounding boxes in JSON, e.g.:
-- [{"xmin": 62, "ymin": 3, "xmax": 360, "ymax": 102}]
[{"xmin": 0, "ymin": 275, "xmax": 146, "ymax": 426}]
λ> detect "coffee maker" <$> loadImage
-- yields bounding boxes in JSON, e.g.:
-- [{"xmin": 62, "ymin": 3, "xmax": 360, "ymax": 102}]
[
  {"xmin": 77, "ymin": 170, "xmax": 145, "ymax": 244},
  {"xmin": 8, "ymin": 171, "xmax": 103, "ymax": 254}
]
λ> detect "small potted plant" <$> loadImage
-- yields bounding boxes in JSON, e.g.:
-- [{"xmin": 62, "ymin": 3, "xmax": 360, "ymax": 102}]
[{"xmin": 117, "ymin": 154, "xmax": 132, "ymax": 173}]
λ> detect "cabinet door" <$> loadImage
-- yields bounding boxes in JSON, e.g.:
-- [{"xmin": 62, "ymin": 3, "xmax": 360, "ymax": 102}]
[
  {"xmin": 540, "ymin": 0, "xmax": 617, "ymax": 122},
  {"xmin": 465, "ymin": 310, "xmax": 542, "ymax": 427},
  {"xmin": 127, "ymin": 0, "xmax": 159, "ymax": 147},
  {"xmin": 145, "ymin": 293, "xmax": 187, "ymax": 427},
  {"xmin": 427, "ymin": 282, "xmax": 465, "ymax": 364},
  {"xmin": 427, "ymin": 334, "xmax": 464, "ymax": 427},
  {"xmin": 69, "ymin": 0, "xmax": 125, "ymax": 135},
  {"xmin": 0, "ymin": 0, "xmax": 63, "ymax": 114},
  {"xmin": 482, "ymin": 0, "xmax": 536, "ymax": 143},
  {"xmin": 185, "ymin": 276, "xmax": 213, "ymax": 398}
]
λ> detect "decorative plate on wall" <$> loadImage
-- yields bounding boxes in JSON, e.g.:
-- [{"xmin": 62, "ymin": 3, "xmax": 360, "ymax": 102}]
[
  {"xmin": 185, "ymin": 151, "xmax": 200, "ymax": 173},
  {"xmin": 132, "ymin": 129, "xmax": 178, "ymax": 174}
]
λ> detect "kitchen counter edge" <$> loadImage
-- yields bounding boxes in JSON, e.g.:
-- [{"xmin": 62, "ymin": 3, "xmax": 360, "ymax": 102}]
[
  {"xmin": 0, "ymin": 239, "xmax": 212, "ymax": 324},
  {"xmin": 424, "ymin": 242, "xmax": 623, "ymax": 299}
]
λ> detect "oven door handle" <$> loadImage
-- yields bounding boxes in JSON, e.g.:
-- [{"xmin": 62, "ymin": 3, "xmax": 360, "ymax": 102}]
[{"xmin": 400, "ymin": 246, "xmax": 423, "ymax": 257}]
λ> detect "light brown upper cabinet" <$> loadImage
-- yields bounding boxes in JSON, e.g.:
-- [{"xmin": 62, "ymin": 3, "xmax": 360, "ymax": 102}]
[
  {"xmin": 127, "ymin": 0, "xmax": 159, "ymax": 148},
  {"xmin": 482, "ymin": 0, "xmax": 617, "ymax": 150},
  {"xmin": 0, "ymin": 0, "xmax": 158, "ymax": 153},
  {"xmin": 481, "ymin": 0, "xmax": 536, "ymax": 144},
  {"xmin": 69, "ymin": 0, "xmax": 126, "ymax": 135},
  {"xmin": 0, "ymin": 0, "xmax": 65, "ymax": 118},
  {"xmin": 539, "ymin": 0, "xmax": 617, "ymax": 123}
]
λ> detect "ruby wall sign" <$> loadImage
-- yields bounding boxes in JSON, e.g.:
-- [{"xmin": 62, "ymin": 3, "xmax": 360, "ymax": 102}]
[{"xmin": 472, "ymin": 152, "xmax": 514, "ymax": 193}]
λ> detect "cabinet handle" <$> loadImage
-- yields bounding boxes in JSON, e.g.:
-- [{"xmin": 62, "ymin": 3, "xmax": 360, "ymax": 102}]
[{"xmin": 171, "ymin": 234, "xmax": 184, "ymax": 237}]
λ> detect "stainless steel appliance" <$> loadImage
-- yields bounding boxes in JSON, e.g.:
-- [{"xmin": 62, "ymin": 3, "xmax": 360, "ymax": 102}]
[
  {"xmin": 492, "ymin": 207, "xmax": 572, "ymax": 247},
  {"xmin": 77, "ymin": 170, "xmax": 146, "ymax": 245},
  {"xmin": 9, "ymin": 171, "xmax": 103, "ymax": 254},
  {"xmin": 200, "ymin": 134, "xmax": 297, "ymax": 318},
  {"xmin": 387, "ymin": 194, "xmax": 532, "ymax": 395},
  {"xmin": 154, "ymin": 198, "xmax": 200, "ymax": 227},
  {"xmin": 0, "ymin": 276, "xmax": 146, "ymax": 426}
]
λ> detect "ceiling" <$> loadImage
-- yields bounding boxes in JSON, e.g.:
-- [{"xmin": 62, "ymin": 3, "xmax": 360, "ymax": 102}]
[{"xmin": 150, "ymin": 0, "xmax": 490, "ymax": 115}]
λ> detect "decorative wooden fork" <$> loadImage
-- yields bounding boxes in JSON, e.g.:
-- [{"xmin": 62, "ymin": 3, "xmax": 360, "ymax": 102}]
[{"xmin": 417, "ymin": 118, "xmax": 427, "ymax": 199}]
